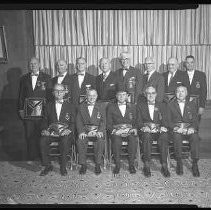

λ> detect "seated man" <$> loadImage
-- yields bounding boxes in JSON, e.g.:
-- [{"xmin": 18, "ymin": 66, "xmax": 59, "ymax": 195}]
[
  {"xmin": 107, "ymin": 90, "xmax": 138, "ymax": 175},
  {"xmin": 39, "ymin": 83, "xmax": 76, "ymax": 176},
  {"xmin": 137, "ymin": 86, "xmax": 170, "ymax": 178},
  {"xmin": 167, "ymin": 85, "xmax": 200, "ymax": 177},
  {"xmin": 76, "ymin": 89, "xmax": 105, "ymax": 175}
]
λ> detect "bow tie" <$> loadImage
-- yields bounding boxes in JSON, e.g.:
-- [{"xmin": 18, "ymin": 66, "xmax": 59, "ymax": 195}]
[
  {"xmin": 118, "ymin": 103, "xmax": 126, "ymax": 106},
  {"xmin": 56, "ymin": 100, "xmax": 63, "ymax": 104},
  {"xmin": 148, "ymin": 102, "xmax": 155, "ymax": 105},
  {"xmin": 77, "ymin": 73, "xmax": 85, "ymax": 76},
  {"xmin": 31, "ymin": 73, "xmax": 39, "ymax": 76},
  {"xmin": 58, "ymin": 74, "xmax": 64, "ymax": 77},
  {"xmin": 123, "ymin": 68, "xmax": 129, "ymax": 71},
  {"xmin": 88, "ymin": 103, "xmax": 95, "ymax": 106}
]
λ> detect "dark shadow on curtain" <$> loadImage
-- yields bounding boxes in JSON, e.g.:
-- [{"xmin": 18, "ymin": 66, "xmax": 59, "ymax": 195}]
[
  {"xmin": 179, "ymin": 61, "xmax": 186, "ymax": 71},
  {"xmin": 88, "ymin": 64, "xmax": 97, "ymax": 76},
  {"xmin": 111, "ymin": 57, "xmax": 121, "ymax": 72},
  {"xmin": 68, "ymin": 63, "xmax": 75, "ymax": 75},
  {"xmin": 159, "ymin": 63, "xmax": 167, "ymax": 74},
  {"xmin": 135, "ymin": 63, "xmax": 145, "ymax": 74},
  {"xmin": 0, "ymin": 67, "xmax": 26, "ymax": 161}
]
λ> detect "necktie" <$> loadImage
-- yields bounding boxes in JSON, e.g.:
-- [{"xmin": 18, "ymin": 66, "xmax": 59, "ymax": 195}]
[
  {"xmin": 177, "ymin": 100, "xmax": 185, "ymax": 103},
  {"xmin": 148, "ymin": 102, "xmax": 155, "ymax": 105},
  {"xmin": 56, "ymin": 100, "xmax": 63, "ymax": 104},
  {"xmin": 58, "ymin": 74, "xmax": 64, "ymax": 77},
  {"xmin": 77, "ymin": 73, "xmax": 85, "ymax": 76},
  {"xmin": 145, "ymin": 72, "xmax": 149, "ymax": 82},
  {"xmin": 103, "ymin": 74, "xmax": 107, "ymax": 81},
  {"xmin": 31, "ymin": 73, "xmax": 39, "ymax": 76},
  {"xmin": 169, "ymin": 73, "xmax": 173, "ymax": 85}
]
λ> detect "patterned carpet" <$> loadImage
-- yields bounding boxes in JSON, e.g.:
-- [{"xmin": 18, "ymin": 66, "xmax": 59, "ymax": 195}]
[{"xmin": 0, "ymin": 158, "xmax": 211, "ymax": 207}]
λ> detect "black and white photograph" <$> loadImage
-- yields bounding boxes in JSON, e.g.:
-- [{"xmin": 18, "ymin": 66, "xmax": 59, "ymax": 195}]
[{"xmin": 0, "ymin": 3, "xmax": 210, "ymax": 207}]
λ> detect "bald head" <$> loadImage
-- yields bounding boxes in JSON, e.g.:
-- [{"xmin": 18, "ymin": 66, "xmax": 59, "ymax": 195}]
[
  {"xmin": 99, "ymin": 57, "xmax": 111, "ymax": 73},
  {"xmin": 167, "ymin": 57, "xmax": 179, "ymax": 73},
  {"xmin": 29, "ymin": 57, "xmax": 40, "ymax": 74},
  {"xmin": 119, "ymin": 52, "xmax": 131, "ymax": 69},
  {"xmin": 56, "ymin": 59, "xmax": 68, "ymax": 75}
]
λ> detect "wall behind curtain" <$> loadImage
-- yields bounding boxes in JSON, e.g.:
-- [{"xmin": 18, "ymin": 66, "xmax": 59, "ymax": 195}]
[{"xmin": 33, "ymin": 6, "xmax": 211, "ymax": 99}]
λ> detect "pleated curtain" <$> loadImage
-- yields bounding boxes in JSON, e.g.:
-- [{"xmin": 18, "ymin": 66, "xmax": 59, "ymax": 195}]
[{"xmin": 33, "ymin": 6, "xmax": 211, "ymax": 99}]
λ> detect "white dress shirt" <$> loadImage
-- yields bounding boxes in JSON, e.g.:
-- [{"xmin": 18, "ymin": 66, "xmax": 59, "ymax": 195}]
[
  {"xmin": 147, "ymin": 70, "xmax": 155, "ymax": 81},
  {"xmin": 102, "ymin": 70, "xmax": 111, "ymax": 81},
  {"xmin": 31, "ymin": 72, "xmax": 39, "ymax": 90},
  {"xmin": 187, "ymin": 70, "xmax": 195, "ymax": 85},
  {"xmin": 57, "ymin": 72, "xmax": 67, "ymax": 84},
  {"xmin": 148, "ymin": 104, "xmax": 155, "ymax": 120},
  {"xmin": 178, "ymin": 101, "xmax": 185, "ymax": 116},
  {"xmin": 88, "ymin": 104, "xmax": 95, "ymax": 117},
  {"xmin": 55, "ymin": 100, "xmax": 63, "ymax": 121},
  {"xmin": 167, "ymin": 71, "xmax": 176, "ymax": 86},
  {"xmin": 78, "ymin": 72, "xmax": 85, "ymax": 88},
  {"xmin": 118, "ymin": 103, "xmax": 126, "ymax": 117}
]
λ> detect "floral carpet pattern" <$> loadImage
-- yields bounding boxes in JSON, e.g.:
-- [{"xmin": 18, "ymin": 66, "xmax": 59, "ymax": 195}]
[{"xmin": 0, "ymin": 159, "xmax": 211, "ymax": 207}]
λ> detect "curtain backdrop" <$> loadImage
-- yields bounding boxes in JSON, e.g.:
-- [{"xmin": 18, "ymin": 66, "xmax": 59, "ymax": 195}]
[{"xmin": 33, "ymin": 6, "xmax": 211, "ymax": 99}]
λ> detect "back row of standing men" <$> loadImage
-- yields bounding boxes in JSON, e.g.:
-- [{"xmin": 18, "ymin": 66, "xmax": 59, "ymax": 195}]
[{"xmin": 17, "ymin": 52, "xmax": 207, "ymax": 177}]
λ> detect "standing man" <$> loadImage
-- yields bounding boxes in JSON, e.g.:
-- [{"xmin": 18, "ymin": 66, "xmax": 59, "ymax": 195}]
[
  {"xmin": 39, "ymin": 83, "xmax": 76, "ymax": 176},
  {"xmin": 47, "ymin": 59, "xmax": 71, "ymax": 102},
  {"xmin": 138, "ymin": 56, "xmax": 165, "ymax": 103},
  {"xmin": 163, "ymin": 57, "xmax": 190, "ymax": 102},
  {"xmin": 185, "ymin": 55, "xmax": 207, "ymax": 122},
  {"xmin": 115, "ymin": 52, "xmax": 143, "ymax": 104},
  {"xmin": 76, "ymin": 89, "xmax": 105, "ymax": 175},
  {"xmin": 137, "ymin": 86, "xmax": 170, "ymax": 177},
  {"xmin": 70, "ymin": 57, "xmax": 96, "ymax": 106},
  {"xmin": 96, "ymin": 57, "xmax": 119, "ymax": 103},
  {"xmin": 167, "ymin": 85, "xmax": 200, "ymax": 177},
  {"xmin": 18, "ymin": 57, "xmax": 51, "ymax": 163},
  {"xmin": 107, "ymin": 90, "xmax": 138, "ymax": 174}
]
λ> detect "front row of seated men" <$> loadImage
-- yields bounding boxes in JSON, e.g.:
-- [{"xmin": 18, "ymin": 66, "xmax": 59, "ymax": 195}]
[{"xmin": 39, "ymin": 83, "xmax": 201, "ymax": 178}]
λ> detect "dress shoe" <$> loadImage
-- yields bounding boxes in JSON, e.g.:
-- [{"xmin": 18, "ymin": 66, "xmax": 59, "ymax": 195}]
[
  {"xmin": 113, "ymin": 165, "xmax": 120, "ymax": 175},
  {"xmin": 192, "ymin": 163, "xmax": 200, "ymax": 177},
  {"xmin": 60, "ymin": 167, "xmax": 68, "ymax": 176},
  {"xmin": 161, "ymin": 166, "xmax": 170, "ymax": 177},
  {"xmin": 95, "ymin": 164, "xmax": 102, "ymax": 175},
  {"xmin": 143, "ymin": 166, "xmax": 151, "ymax": 177},
  {"xmin": 176, "ymin": 161, "xmax": 183, "ymax": 175},
  {"xmin": 129, "ymin": 165, "xmax": 136, "ymax": 174},
  {"xmin": 39, "ymin": 165, "xmax": 53, "ymax": 176},
  {"xmin": 79, "ymin": 165, "xmax": 87, "ymax": 175}
]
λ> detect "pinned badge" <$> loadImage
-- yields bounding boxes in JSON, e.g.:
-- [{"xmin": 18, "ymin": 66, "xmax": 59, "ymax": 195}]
[
  {"xmin": 65, "ymin": 113, "xmax": 70, "ymax": 121},
  {"xmin": 97, "ymin": 111, "xmax": 101, "ymax": 119},
  {"xmin": 129, "ymin": 112, "xmax": 133, "ymax": 120},
  {"xmin": 196, "ymin": 81, "xmax": 200, "ymax": 89}
]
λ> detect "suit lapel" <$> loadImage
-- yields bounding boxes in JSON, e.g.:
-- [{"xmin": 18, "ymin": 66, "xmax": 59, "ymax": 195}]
[
  {"xmin": 52, "ymin": 102, "xmax": 58, "ymax": 122},
  {"xmin": 27, "ymin": 73, "xmax": 33, "ymax": 92},
  {"xmin": 81, "ymin": 103, "xmax": 91, "ymax": 121},
  {"xmin": 116, "ymin": 103, "xmax": 124, "ymax": 117},
  {"xmin": 174, "ymin": 101, "xmax": 183, "ymax": 118},
  {"xmin": 34, "ymin": 72, "xmax": 42, "ymax": 91},
  {"xmin": 190, "ymin": 71, "xmax": 197, "ymax": 87}
]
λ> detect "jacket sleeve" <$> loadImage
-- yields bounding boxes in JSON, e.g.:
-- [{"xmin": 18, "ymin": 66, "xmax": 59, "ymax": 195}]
[
  {"xmin": 76, "ymin": 109, "xmax": 85, "ymax": 134},
  {"xmin": 190, "ymin": 102, "xmax": 199, "ymax": 130},
  {"xmin": 136, "ymin": 105, "xmax": 144, "ymax": 129},
  {"xmin": 160, "ymin": 103, "xmax": 169, "ymax": 128},
  {"xmin": 166, "ymin": 103, "xmax": 174, "ymax": 129},
  {"xmin": 106, "ymin": 104, "xmax": 113, "ymax": 133},
  {"xmin": 40, "ymin": 105, "xmax": 49, "ymax": 131},
  {"xmin": 156, "ymin": 75, "xmax": 165, "ymax": 102},
  {"xmin": 69, "ymin": 105, "xmax": 76, "ymax": 132},
  {"xmin": 17, "ymin": 77, "xmax": 25, "ymax": 111},
  {"xmin": 199, "ymin": 72, "xmax": 207, "ymax": 108},
  {"xmin": 98, "ymin": 105, "xmax": 106, "ymax": 133}
]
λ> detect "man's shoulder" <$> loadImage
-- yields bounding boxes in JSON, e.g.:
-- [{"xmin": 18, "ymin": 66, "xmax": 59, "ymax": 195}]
[{"xmin": 195, "ymin": 70, "xmax": 206, "ymax": 77}]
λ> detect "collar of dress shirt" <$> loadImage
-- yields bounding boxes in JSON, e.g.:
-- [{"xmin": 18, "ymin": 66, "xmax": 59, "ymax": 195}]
[
  {"xmin": 148, "ymin": 101, "xmax": 155, "ymax": 105},
  {"xmin": 103, "ymin": 70, "xmax": 111, "ymax": 78},
  {"xmin": 58, "ymin": 71, "xmax": 67, "ymax": 77},
  {"xmin": 177, "ymin": 99, "xmax": 186, "ymax": 103},
  {"xmin": 77, "ymin": 71, "xmax": 85, "ymax": 76},
  {"xmin": 118, "ymin": 102, "xmax": 126, "ymax": 106},
  {"xmin": 87, "ymin": 102, "xmax": 95, "ymax": 106},
  {"xmin": 187, "ymin": 69, "xmax": 195, "ymax": 76},
  {"xmin": 56, "ymin": 99, "xmax": 64, "ymax": 104},
  {"xmin": 31, "ymin": 72, "xmax": 39, "ymax": 76},
  {"xmin": 169, "ymin": 70, "xmax": 177, "ymax": 77}
]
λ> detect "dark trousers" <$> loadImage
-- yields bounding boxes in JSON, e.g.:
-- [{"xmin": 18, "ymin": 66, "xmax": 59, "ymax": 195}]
[
  {"xmin": 77, "ymin": 137, "xmax": 105, "ymax": 165},
  {"xmin": 23, "ymin": 120, "xmax": 42, "ymax": 161},
  {"xmin": 141, "ymin": 132, "xmax": 169, "ymax": 164},
  {"xmin": 172, "ymin": 133, "xmax": 200, "ymax": 161},
  {"xmin": 111, "ymin": 134, "xmax": 138, "ymax": 167},
  {"xmin": 40, "ymin": 134, "xmax": 72, "ymax": 169}
]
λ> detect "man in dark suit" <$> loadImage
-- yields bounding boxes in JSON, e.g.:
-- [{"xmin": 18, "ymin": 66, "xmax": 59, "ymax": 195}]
[
  {"xmin": 76, "ymin": 89, "xmax": 105, "ymax": 175},
  {"xmin": 70, "ymin": 57, "xmax": 96, "ymax": 106},
  {"xmin": 185, "ymin": 55, "xmax": 207, "ymax": 122},
  {"xmin": 167, "ymin": 85, "xmax": 200, "ymax": 177},
  {"xmin": 163, "ymin": 57, "xmax": 190, "ymax": 102},
  {"xmin": 47, "ymin": 59, "xmax": 71, "ymax": 102},
  {"xmin": 137, "ymin": 86, "xmax": 170, "ymax": 177},
  {"xmin": 107, "ymin": 90, "xmax": 138, "ymax": 174},
  {"xmin": 39, "ymin": 83, "xmax": 75, "ymax": 176},
  {"xmin": 18, "ymin": 57, "xmax": 51, "ymax": 163},
  {"xmin": 115, "ymin": 52, "xmax": 143, "ymax": 104},
  {"xmin": 96, "ymin": 57, "xmax": 119, "ymax": 103},
  {"xmin": 138, "ymin": 57, "xmax": 165, "ymax": 103}
]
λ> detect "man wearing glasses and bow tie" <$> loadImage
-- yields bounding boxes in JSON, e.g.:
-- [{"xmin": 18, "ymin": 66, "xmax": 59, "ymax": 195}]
[
  {"xmin": 76, "ymin": 89, "xmax": 105, "ymax": 175},
  {"xmin": 137, "ymin": 86, "xmax": 170, "ymax": 178},
  {"xmin": 39, "ymin": 83, "xmax": 76, "ymax": 176},
  {"xmin": 70, "ymin": 57, "xmax": 96, "ymax": 106},
  {"xmin": 138, "ymin": 57, "xmax": 165, "ymax": 104},
  {"xmin": 18, "ymin": 57, "xmax": 50, "ymax": 164},
  {"xmin": 167, "ymin": 85, "xmax": 200, "ymax": 177},
  {"xmin": 106, "ymin": 90, "xmax": 138, "ymax": 175},
  {"xmin": 47, "ymin": 59, "xmax": 71, "ymax": 103},
  {"xmin": 115, "ymin": 52, "xmax": 143, "ymax": 104}
]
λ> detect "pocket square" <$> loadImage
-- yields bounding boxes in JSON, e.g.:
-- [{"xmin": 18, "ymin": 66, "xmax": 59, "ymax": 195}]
[
  {"xmin": 176, "ymin": 81, "xmax": 182, "ymax": 83},
  {"xmin": 109, "ymin": 83, "xmax": 115, "ymax": 86}
]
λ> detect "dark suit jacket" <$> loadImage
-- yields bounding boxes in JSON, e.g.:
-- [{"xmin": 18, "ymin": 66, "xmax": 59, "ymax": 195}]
[
  {"xmin": 70, "ymin": 72, "xmax": 96, "ymax": 105},
  {"xmin": 140, "ymin": 71, "xmax": 165, "ymax": 103},
  {"xmin": 115, "ymin": 66, "xmax": 144, "ymax": 103},
  {"xmin": 41, "ymin": 101, "xmax": 76, "ymax": 132},
  {"xmin": 136, "ymin": 100, "xmax": 169, "ymax": 129},
  {"xmin": 18, "ymin": 71, "xmax": 51, "ymax": 111},
  {"xmin": 163, "ymin": 70, "xmax": 190, "ymax": 95},
  {"xmin": 167, "ymin": 99, "xmax": 199, "ymax": 130},
  {"xmin": 76, "ymin": 102, "xmax": 105, "ymax": 134},
  {"xmin": 106, "ymin": 102, "xmax": 137, "ymax": 133},
  {"xmin": 188, "ymin": 70, "xmax": 207, "ymax": 108},
  {"xmin": 96, "ymin": 71, "xmax": 119, "ymax": 102},
  {"xmin": 47, "ymin": 73, "xmax": 72, "ymax": 102}
]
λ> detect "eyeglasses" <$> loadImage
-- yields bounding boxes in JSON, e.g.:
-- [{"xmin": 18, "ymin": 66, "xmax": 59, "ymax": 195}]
[
  {"xmin": 146, "ymin": 92, "xmax": 156, "ymax": 95},
  {"xmin": 53, "ymin": 90, "xmax": 65, "ymax": 93}
]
